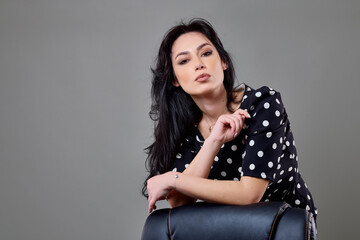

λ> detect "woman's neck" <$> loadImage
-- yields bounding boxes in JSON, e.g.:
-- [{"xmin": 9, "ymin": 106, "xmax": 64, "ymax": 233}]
[{"xmin": 192, "ymin": 87, "xmax": 230, "ymax": 125}]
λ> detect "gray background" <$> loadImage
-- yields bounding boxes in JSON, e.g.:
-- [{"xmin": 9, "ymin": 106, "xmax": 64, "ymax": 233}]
[{"xmin": 0, "ymin": 0, "xmax": 359, "ymax": 239}]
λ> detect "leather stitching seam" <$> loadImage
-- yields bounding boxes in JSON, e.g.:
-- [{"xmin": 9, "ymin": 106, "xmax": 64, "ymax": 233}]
[{"xmin": 268, "ymin": 203, "xmax": 288, "ymax": 240}]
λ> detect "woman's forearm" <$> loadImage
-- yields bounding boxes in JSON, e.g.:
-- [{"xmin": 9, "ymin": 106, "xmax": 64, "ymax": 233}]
[
  {"xmin": 167, "ymin": 138, "xmax": 222, "ymax": 207},
  {"xmin": 172, "ymin": 172, "xmax": 268, "ymax": 206},
  {"xmin": 182, "ymin": 137, "xmax": 222, "ymax": 177},
  {"xmin": 167, "ymin": 110, "xmax": 249, "ymax": 207}
]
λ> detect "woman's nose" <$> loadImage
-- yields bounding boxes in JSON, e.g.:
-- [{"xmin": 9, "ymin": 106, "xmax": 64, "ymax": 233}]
[
  {"xmin": 195, "ymin": 60, "xmax": 205, "ymax": 70},
  {"xmin": 195, "ymin": 63, "xmax": 204, "ymax": 70},
  {"xmin": 193, "ymin": 55, "xmax": 205, "ymax": 70}
]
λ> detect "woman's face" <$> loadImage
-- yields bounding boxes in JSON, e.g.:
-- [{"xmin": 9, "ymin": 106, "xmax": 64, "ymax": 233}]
[{"xmin": 171, "ymin": 32, "xmax": 227, "ymax": 97}]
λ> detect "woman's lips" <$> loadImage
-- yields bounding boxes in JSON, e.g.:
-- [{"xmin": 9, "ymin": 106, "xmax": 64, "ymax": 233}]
[{"xmin": 195, "ymin": 73, "xmax": 210, "ymax": 82}]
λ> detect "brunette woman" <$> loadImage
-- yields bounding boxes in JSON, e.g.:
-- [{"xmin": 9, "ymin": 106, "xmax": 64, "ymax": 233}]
[{"xmin": 143, "ymin": 18, "xmax": 317, "ymax": 219}]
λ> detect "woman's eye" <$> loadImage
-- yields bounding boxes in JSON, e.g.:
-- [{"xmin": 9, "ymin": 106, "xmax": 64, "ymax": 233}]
[
  {"xmin": 179, "ymin": 59, "xmax": 188, "ymax": 65},
  {"xmin": 202, "ymin": 51, "xmax": 212, "ymax": 57}
]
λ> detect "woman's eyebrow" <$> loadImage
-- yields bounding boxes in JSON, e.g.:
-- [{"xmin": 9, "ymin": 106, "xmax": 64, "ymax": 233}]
[{"xmin": 174, "ymin": 43, "xmax": 211, "ymax": 60}]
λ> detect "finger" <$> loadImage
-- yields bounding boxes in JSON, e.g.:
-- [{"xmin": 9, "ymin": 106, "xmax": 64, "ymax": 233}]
[
  {"xmin": 241, "ymin": 115, "xmax": 246, "ymax": 129},
  {"xmin": 148, "ymin": 198, "xmax": 155, "ymax": 213},
  {"xmin": 219, "ymin": 115, "xmax": 239, "ymax": 136},
  {"xmin": 229, "ymin": 115, "xmax": 241, "ymax": 134},
  {"xmin": 224, "ymin": 116, "xmax": 236, "ymax": 133},
  {"xmin": 241, "ymin": 114, "xmax": 246, "ymax": 122},
  {"xmin": 231, "ymin": 114, "xmax": 245, "ymax": 133},
  {"xmin": 231, "ymin": 117, "xmax": 240, "ymax": 136},
  {"xmin": 239, "ymin": 109, "xmax": 251, "ymax": 118},
  {"xmin": 234, "ymin": 109, "xmax": 251, "ymax": 118}
]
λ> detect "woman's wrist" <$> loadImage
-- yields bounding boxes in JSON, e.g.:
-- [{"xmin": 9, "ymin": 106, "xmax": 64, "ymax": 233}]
[
  {"xmin": 204, "ymin": 136, "xmax": 224, "ymax": 150},
  {"xmin": 168, "ymin": 171, "xmax": 180, "ymax": 190}
]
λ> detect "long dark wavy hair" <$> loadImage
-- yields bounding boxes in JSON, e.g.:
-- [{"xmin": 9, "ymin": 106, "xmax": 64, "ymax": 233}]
[{"xmin": 142, "ymin": 18, "xmax": 239, "ymax": 197}]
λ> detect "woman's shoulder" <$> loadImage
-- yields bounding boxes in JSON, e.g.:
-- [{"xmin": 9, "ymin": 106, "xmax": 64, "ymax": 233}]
[
  {"xmin": 243, "ymin": 84, "xmax": 281, "ymax": 97},
  {"xmin": 239, "ymin": 84, "xmax": 287, "ymax": 134},
  {"xmin": 239, "ymin": 83, "xmax": 283, "ymax": 110}
]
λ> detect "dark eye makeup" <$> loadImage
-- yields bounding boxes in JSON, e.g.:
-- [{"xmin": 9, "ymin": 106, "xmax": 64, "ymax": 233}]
[
  {"xmin": 177, "ymin": 50, "xmax": 213, "ymax": 65},
  {"xmin": 202, "ymin": 51, "xmax": 213, "ymax": 57}
]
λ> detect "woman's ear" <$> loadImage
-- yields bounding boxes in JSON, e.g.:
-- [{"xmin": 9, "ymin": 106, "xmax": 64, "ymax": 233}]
[
  {"xmin": 222, "ymin": 61, "xmax": 228, "ymax": 70},
  {"xmin": 172, "ymin": 79, "xmax": 180, "ymax": 87}
]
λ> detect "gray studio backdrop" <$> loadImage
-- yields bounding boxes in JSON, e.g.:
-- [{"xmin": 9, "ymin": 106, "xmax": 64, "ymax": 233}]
[{"xmin": 0, "ymin": 0, "xmax": 359, "ymax": 239}]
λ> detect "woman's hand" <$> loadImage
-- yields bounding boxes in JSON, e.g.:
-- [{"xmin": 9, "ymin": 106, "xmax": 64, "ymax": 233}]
[
  {"xmin": 208, "ymin": 109, "xmax": 250, "ymax": 144},
  {"xmin": 147, "ymin": 171, "xmax": 176, "ymax": 213}
]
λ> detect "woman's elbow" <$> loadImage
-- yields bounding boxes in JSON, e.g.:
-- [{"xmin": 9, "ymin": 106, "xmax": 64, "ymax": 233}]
[
  {"xmin": 167, "ymin": 198, "xmax": 184, "ymax": 208},
  {"xmin": 167, "ymin": 190, "xmax": 196, "ymax": 208},
  {"xmin": 236, "ymin": 177, "xmax": 268, "ymax": 205},
  {"xmin": 245, "ymin": 193, "xmax": 263, "ymax": 205}
]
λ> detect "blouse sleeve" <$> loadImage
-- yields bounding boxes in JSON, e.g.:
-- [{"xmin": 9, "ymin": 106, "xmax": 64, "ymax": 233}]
[{"xmin": 241, "ymin": 87, "xmax": 288, "ymax": 182}]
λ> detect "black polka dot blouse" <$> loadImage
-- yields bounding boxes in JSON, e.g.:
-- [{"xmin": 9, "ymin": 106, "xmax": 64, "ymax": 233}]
[{"xmin": 172, "ymin": 84, "xmax": 317, "ymax": 217}]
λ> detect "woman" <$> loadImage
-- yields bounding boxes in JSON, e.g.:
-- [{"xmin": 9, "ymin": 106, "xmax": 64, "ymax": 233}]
[{"xmin": 143, "ymin": 18, "xmax": 317, "ymax": 219}]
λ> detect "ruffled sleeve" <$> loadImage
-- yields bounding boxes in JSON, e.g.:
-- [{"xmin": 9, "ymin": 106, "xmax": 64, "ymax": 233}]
[{"xmin": 241, "ymin": 86, "xmax": 290, "ymax": 182}]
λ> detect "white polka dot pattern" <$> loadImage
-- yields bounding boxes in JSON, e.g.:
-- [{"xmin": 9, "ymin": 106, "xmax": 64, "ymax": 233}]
[{"xmin": 171, "ymin": 85, "xmax": 317, "ymax": 217}]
